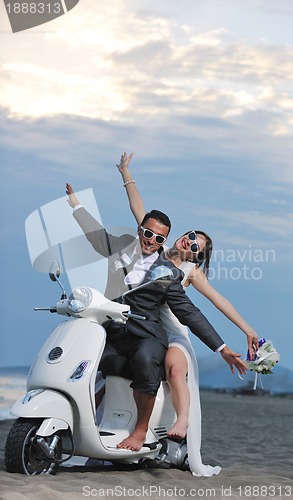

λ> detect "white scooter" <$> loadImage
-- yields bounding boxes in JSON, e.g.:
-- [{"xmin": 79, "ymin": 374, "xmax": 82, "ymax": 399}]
[{"xmin": 5, "ymin": 262, "xmax": 188, "ymax": 475}]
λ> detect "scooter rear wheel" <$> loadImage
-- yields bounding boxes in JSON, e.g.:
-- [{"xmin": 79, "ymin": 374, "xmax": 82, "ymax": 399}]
[{"xmin": 5, "ymin": 418, "xmax": 61, "ymax": 475}]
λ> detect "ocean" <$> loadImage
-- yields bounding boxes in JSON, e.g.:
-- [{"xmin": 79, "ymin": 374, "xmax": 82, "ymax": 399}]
[{"xmin": 0, "ymin": 367, "xmax": 28, "ymax": 421}]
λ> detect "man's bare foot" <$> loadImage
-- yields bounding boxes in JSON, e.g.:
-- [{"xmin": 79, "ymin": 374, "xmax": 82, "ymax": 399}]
[
  {"xmin": 167, "ymin": 417, "xmax": 188, "ymax": 440},
  {"xmin": 116, "ymin": 429, "xmax": 146, "ymax": 451}
]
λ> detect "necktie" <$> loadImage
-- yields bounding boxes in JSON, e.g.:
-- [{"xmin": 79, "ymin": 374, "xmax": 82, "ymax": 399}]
[{"xmin": 123, "ymin": 254, "xmax": 141, "ymax": 290}]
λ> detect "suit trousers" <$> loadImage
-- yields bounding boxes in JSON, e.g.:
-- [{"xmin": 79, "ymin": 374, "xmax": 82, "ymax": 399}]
[{"xmin": 99, "ymin": 326, "xmax": 167, "ymax": 395}]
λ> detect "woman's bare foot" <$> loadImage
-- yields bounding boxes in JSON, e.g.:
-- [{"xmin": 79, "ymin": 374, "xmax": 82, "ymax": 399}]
[
  {"xmin": 116, "ymin": 429, "xmax": 146, "ymax": 451},
  {"xmin": 167, "ymin": 417, "xmax": 188, "ymax": 440}
]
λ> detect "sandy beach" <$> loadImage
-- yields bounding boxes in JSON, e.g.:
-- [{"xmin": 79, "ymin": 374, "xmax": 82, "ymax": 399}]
[{"xmin": 0, "ymin": 392, "xmax": 292, "ymax": 500}]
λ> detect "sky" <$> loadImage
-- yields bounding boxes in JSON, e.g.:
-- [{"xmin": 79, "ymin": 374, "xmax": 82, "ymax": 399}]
[{"xmin": 0, "ymin": 0, "xmax": 292, "ymax": 374}]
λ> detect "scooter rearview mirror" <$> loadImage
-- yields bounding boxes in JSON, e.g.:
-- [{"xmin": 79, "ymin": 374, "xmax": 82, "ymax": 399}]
[
  {"xmin": 48, "ymin": 260, "xmax": 67, "ymax": 299},
  {"xmin": 49, "ymin": 260, "xmax": 61, "ymax": 282}
]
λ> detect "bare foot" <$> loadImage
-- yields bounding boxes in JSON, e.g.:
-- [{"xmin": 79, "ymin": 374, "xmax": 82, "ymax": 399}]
[
  {"xmin": 167, "ymin": 417, "xmax": 188, "ymax": 440},
  {"xmin": 116, "ymin": 429, "xmax": 146, "ymax": 451}
]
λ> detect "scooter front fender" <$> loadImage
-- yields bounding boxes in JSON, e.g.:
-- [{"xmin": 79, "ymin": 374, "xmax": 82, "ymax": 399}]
[
  {"xmin": 36, "ymin": 417, "xmax": 69, "ymax": 437},
  {"xmin": 10, "ymin": 389, "xmax": 73, "ymax": 432}
]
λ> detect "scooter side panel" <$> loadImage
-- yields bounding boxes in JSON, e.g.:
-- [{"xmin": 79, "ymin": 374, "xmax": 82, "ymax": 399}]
[
  {"xmin": 99, "ymin": 376, "xmax": 136, "ymax": 432},
  {"xmin": 100, "ymin": 377, "xmax": 175, "ymax": 433}
]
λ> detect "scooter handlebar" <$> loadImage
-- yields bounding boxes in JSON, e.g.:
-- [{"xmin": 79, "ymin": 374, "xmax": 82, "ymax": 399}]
[
  {"xmin": 123, "ymin": 311, "xmax": 146, "ymax": 320},
  {"xmin": 34, "ymin": 307, "xmax": 57, "ymax": 313}
]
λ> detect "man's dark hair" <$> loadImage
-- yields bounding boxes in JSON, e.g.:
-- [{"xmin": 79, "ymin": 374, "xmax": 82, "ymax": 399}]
[{"xmin": 141, "ymin": 210, "xmax": 171, "ymax": 234}]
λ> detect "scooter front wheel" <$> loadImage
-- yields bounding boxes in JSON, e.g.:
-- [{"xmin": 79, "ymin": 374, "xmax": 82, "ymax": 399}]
[{"xmin": 5, "ymin": 418, "xmax": 61, "ymax": 475}]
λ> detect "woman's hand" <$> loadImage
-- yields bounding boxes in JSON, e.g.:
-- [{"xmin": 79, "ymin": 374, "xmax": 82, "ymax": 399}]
[
  {"xmin": 116, "ymin": 151, "xmax": 146, "ymax": 224},
  {"xmin": 246, "ymin": 331, "xmax": 259, "ymax": 361},
  {"xmin": 66, "ymin": 182, "xmax": 80, "ymax": 208},
  {"xmin": 116, "ymin": 152, "xmax": 134, "ymax": 174}
]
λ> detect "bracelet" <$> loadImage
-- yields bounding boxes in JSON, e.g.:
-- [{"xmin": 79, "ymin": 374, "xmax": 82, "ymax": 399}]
[{"xmin": 123, "ymin": 180, "xmax": 136, "ymax": 187}]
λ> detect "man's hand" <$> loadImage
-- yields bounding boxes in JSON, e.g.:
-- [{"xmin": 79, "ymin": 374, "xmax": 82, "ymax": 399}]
[
  {"xmin": 66, "ymin": 183, "xmax": 80, "ymax": 208},
  {"xmin": 116, "ymin": 152, "xmax": 134, "ymax": 173},
  {"xmin": 220, "ymin": 346, "xmax": 247, "ymax": 375}
]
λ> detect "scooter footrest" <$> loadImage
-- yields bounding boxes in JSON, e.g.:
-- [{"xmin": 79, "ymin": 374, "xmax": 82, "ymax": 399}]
[{"xmin": 142, "ymin": 442, "xmax": 159, "ymax": 450}]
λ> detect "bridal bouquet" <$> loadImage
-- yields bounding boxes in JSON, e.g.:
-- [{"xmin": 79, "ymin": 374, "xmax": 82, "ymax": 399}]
[{"xmin": 247, "ymin": 338, "xmax": 280, "ymax": 375}]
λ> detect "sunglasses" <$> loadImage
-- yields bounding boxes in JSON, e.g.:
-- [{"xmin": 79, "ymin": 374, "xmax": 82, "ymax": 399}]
[
  {"xmin": 186, "ymin": 231, "xmax": 200, "ymax": 253},
  {"xmin": 140, "ymin": 226, "xmax": 167, "ymax": 245}
]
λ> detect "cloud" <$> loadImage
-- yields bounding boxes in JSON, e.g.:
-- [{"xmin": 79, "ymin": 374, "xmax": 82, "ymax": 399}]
[
  {"xmin": 1, "ymin": 0, "xmax": 292, "ymax": 213},
  {"xmin": 0, "ymin": 1, "xmax": 292, "ymax": 143},
  {"xmin": 204, "ymin": 209, "xmax": 293, "ymax": 242}
]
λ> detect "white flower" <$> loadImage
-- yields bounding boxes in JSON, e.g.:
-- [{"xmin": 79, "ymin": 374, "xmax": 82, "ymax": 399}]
[{"xmin": 247, "ymin": 339, "xmax": 280, "ymax": 374}]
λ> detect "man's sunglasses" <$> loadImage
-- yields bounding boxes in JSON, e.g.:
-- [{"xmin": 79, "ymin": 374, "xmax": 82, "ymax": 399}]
[
  {"xmin": 140, "ymin": 226, "xmax": 167, "ymax": 244},
  {"xmin": 186, "ymin": 231, "xmax": 200, "ymax": 253}
]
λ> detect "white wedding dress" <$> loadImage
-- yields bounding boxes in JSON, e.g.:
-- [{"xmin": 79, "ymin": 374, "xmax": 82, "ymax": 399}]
[{"xmin": 159, "ymin": 260, "xmax": 221, "ymax": 477}]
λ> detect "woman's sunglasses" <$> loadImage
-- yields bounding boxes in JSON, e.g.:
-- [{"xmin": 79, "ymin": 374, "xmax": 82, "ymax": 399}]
[
  {"xmin": 186, "ymin": 231, "xmax": 200, "ymax": 253},
  {"xmin": 140, "ymin": 226, "xmax": 167, "ymax": 244}
]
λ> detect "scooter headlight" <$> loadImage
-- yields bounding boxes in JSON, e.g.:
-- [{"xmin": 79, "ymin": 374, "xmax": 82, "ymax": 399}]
[{"xmin": 68, "ymin": 287, "xmax": 93, "ymax": 313}]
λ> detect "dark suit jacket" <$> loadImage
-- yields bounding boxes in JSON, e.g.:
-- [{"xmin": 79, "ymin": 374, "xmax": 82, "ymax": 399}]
[{"xmin": 73, "ymin": 207, "xmax": 224, "ymax": 351}]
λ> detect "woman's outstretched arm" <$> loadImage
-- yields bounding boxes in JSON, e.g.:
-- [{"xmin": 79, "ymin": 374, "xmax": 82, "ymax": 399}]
[
  {"xmin": 116, "ymin": 152, "xmax": 146, "ymax": 225},
  {"xmin": 186, "ymin": 267, "xmax": 258, "ymax": 360}
]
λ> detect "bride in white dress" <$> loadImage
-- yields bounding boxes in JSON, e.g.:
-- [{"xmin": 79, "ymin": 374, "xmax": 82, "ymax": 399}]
[
  {"xmin": 160, "ymin": 260, "xmax": 223, "ymax": 476},
  {"xmin": 117, "ymin": 152, "xmax": 259, "ymax": 476},
  {"xmin": 159, "ymin": 261, "xmax": 222, "ymax": 476}
]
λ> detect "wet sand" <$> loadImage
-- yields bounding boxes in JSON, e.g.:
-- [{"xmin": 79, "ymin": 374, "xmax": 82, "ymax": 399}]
[{"xmin": 0, "ymin": 392, "xmax": 292, "ymax": 499}]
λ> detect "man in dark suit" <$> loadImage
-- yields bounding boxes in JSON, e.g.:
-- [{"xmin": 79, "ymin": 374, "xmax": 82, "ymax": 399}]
[{"xmin": 66, "ymin": 183, "xmax": 247, "ymax": 451}]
